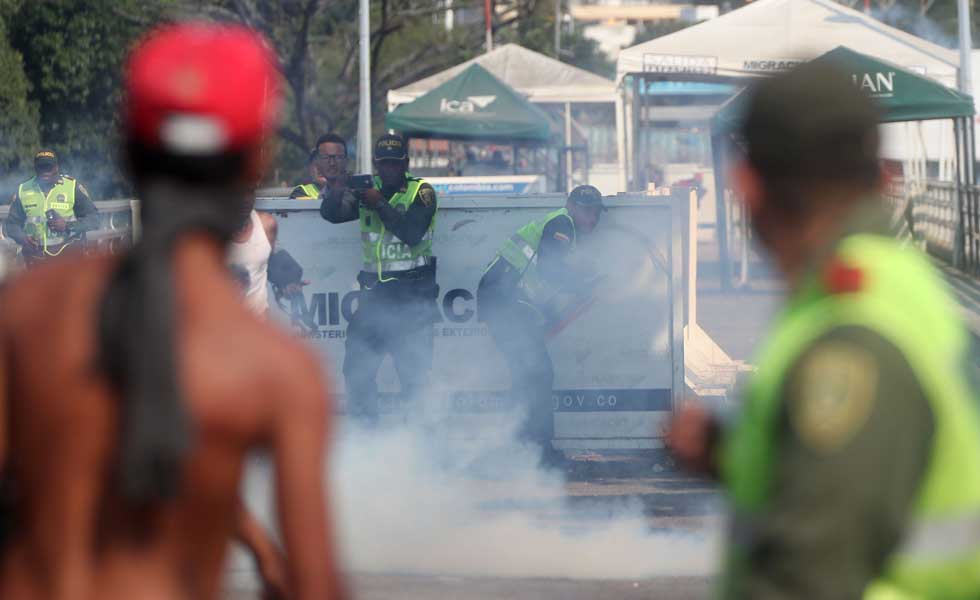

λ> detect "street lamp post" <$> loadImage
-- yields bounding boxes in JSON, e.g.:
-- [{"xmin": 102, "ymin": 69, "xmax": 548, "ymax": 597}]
[{"xmin": 358, "ymin": 0, "xmax": 372, "ymax": 173}]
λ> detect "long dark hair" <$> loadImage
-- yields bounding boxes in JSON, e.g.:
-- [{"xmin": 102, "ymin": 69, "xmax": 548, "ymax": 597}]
[{"xmin": 97, "ymin": 140, "xmax": 250, "ymax": 505}]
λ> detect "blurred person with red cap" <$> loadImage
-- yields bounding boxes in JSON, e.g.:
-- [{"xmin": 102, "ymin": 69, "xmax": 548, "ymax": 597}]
[
  {"xmin": 4, "ymin": 149, "xmax": 100, "ymax": 267},
  {"xmin": 0, "ymin": 22, "xmax": 343, "ymax": 600}
]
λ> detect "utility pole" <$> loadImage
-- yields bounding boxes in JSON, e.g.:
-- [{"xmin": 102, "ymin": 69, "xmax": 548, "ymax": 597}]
[
  {"xmin": 958, "ymin": 0, "xmax": 973, "ymax": 97},
  {"xmin": 554, "ymin": 0, "xmax": 561, "ymax": 56},
  {"xmin": 358, "ymin": 0, "xmax": 372, "ymax": 173},
  {"xmin": 485, "ymin": 0, "xmax": 493, "ymax": 52}
]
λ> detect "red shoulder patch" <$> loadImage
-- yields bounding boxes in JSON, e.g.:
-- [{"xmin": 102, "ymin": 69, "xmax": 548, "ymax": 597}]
[
  {"xmin": 823, "ymin": 257, "xmax": 864, "ymax": 294},
  {"xmin": 553, "ymin": 232, "xmax": 570, "ymax": 243}
]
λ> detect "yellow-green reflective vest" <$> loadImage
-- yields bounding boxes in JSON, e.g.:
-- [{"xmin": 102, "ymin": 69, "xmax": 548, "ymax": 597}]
[
  {"xmin": 489, "ymin": 207, "xmax": 576, "ymax": 303},
  {"xmin": 359, "ymin": 175, "xmax": 435, "ymax": 282},
  {"xmin": 720, "ymin": 233, "xmax": 980, "ymax": 599},
  {"xmin": 293, "ymin": 183, "xmax": 320, "ymax": 199},
  {"xmin": 17, "ymin": 175, "xmax": 78, "ymax": 252}
]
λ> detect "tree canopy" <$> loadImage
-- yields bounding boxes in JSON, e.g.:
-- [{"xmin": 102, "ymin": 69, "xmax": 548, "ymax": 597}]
[{"xmin": 0, "ymin": 0, "xmax": 972, "ymax": 199}]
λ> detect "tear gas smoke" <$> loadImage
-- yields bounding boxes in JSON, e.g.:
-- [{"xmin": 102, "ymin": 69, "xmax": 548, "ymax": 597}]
[
  {"xmin": 226, "ymin": 407, "xmax": 720, "ymax": 592},
  {"xmin": 328, "ymin": 418, "xmax": 720, "ymax": 580},
  {"xmin": 223, "ymin": 192, "xmax": 723, "ymax": 595},
  {"xmin": 871, "ymin": 5, "xmax": 958, "ymax": 50}
]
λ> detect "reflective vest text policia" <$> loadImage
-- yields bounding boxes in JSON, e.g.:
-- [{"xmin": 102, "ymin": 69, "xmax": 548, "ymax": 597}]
[
  {"xmin": 360, "ymin": 175, "xmax": 435, "ymax": 281},
  {"xmin": 721, "ymin": 233, "xmax": 980, "ymax": 598},
  {"xmin": 17, "ymin": 175, "xmax": 78, "ymax": 255},
  {"xmin": 488, "ymin": 207, "xmax": 576, "ymax": 303}
]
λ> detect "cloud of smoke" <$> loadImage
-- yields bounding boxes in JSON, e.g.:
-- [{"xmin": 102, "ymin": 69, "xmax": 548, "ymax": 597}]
[
  {"xmin": 224, "ymin": 191, "xmax": 722, "ymax": 595},
  {"xmin": 227, "ymin": 409, "xmax": 721, "ymax": 593},
  {"xmin": 871, "ymin": 4, "xmax": 957, "ymax": 50},
  {"xmin": 330, "ymin": 419, "xmax": 720, "ymax": 580}
]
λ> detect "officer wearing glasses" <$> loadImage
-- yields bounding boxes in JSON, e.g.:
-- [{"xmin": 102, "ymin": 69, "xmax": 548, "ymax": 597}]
[{"xmin": 290, "ymin": 133, "xmax": 349, "ymax": 199}]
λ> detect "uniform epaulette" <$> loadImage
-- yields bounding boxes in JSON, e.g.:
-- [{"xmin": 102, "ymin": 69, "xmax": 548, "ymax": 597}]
[
  {"xmin": 823, "ymin": 257, "xmax": 864, "ymax": 294},
  {"xmin": 62, "ymin": 175, "xmax": 74, "ymax": 181}
]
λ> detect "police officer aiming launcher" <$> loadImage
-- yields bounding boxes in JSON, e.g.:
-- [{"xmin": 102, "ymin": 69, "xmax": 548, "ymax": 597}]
[
  {"xmin": 5, "ymin": 150, "xmax": 100, "ymax": 266},
  {"xmin": 320, "ymin": 133, "xmax": 438, "ymax": 424}
]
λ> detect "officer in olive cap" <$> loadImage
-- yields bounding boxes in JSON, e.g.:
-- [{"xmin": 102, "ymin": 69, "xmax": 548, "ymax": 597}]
[
  {"xmin": 320, "ymin": 133, "xmax": 439, "ymax": 424},
  {"xmin": 5, "ymin": 149, "xmax": 100, "ymax": 267},
  {"xmin": 668, "ymin": 61, "xmax": 980, "ymax": 598},
  {"xmin": 478, "ymin": 184, "xmax": 605, "ymax": 467}
]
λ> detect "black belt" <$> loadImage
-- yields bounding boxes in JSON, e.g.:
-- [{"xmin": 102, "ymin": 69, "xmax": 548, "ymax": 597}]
[{"xmin": 359, "ymin": 262, "xmax": 436, "ymax": 289}]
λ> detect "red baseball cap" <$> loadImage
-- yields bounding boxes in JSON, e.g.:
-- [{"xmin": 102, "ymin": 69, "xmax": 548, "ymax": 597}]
[{"xmin": 124, "ymin": 22, "xmax": 280, "ymax": 155}]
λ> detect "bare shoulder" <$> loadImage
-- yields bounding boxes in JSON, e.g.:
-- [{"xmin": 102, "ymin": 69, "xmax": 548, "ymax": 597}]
[
  {"xmin": 257, "ymin": 211, "xmax": 277, "ymax": 230},
  {"xmin": 248, "ymin": 320, "xmax": 332, "ymax": 419},
  {"xmin": 257, "ymin": 211, "xmax": 278, "ymax": 243}
]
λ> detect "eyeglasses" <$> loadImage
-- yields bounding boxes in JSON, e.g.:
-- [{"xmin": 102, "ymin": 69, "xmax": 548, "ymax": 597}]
[{"xmin": 316, "ymin": 154, "xmax": 347, "ymax": 163}]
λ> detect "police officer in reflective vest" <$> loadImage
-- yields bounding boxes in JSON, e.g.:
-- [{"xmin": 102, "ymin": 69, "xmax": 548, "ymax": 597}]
[
  {"xmin": 667, "ymin": 62, "xmax": 980, "ymax": 598},
  {"xmin": 478, "ymin": 185, "xmax": 604, "ymax": 466},
  {"xmin": 4, "ymin": 150, "xmax": 100, "ymax": 267},
  {"xmin": 289, "ymin": 148, "xmax": 323, "ymax": 199},
  {"xmin": 320, "ymin": 133, "xmax": 438, "ymax": 423}
]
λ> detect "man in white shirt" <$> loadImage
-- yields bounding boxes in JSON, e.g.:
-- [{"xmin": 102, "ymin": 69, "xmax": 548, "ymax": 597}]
[{"xmin": 228, "ymin": 190, "xmax": 307, "ymax": 315}]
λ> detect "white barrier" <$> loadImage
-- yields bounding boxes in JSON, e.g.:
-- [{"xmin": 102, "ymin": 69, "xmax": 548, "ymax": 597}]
[
  {"xmin": 259, "ymin": 191, "xmax": 689, "ymax": 449},
  {"xmin": 0, "ymin": 192, "xmax": 692, "ymax": 449}
]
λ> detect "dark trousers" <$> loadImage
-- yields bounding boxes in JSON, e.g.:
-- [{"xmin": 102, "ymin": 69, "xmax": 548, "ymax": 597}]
[
  {"xmin": 343, "ymin": 277, "xmax": 436, "ymax": 424},
  {"xmin": 478, "ymin": 268, "xmax": 555, "ymax": 449}
]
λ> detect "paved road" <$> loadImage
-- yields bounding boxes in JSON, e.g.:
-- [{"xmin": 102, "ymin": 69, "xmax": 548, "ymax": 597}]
[{"xmin": 228, "ymin": 574, "xmax": 711, "ymax": 600}]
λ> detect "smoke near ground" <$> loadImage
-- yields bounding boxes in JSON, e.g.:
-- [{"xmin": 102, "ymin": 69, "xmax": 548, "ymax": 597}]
[
  {"xmin": 331, "ymin": 417, "xmax": 720, "ymax": 580},
  {"xmin": 227, "ymin": 405, "xmax": 721, "ymax": 594}
]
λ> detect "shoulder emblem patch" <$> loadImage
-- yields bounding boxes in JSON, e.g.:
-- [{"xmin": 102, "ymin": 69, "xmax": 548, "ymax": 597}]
[
  {"xmin": 418, "ymin": 186, "xmax": 435, "ymax": 207},
  {"xmin": 790, "ymin": 341, "xmax": 878, "ymax": 453}
]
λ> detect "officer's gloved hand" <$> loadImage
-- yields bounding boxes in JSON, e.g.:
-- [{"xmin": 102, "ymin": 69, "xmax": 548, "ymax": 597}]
[
  {"xmin": 23, "ymin": 237, "xmax": 42, "ymax": 256},
  {"xmin": 48, "ymin": 216, "xmax": 68, "ymax": 233}
]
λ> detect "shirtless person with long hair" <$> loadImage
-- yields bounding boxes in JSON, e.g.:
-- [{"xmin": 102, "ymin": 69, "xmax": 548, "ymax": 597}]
[{"xmin": 0, "ymin": 23, "xmax": 343, "ymax": 600}]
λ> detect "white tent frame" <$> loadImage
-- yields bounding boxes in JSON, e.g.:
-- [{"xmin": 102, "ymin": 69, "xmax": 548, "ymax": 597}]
[
  {"xmin": 388, "ymin": 44, "xmax": 620, "ymax": 192},
  {"xmin": 613, "ymin": 0, "xmax": 962, "ymax": 193}
]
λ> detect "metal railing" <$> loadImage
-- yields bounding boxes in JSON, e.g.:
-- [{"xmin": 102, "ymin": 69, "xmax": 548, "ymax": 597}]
[{"xmin": 884, "ymin": 178, "xmax": 970, "ymax": 266}]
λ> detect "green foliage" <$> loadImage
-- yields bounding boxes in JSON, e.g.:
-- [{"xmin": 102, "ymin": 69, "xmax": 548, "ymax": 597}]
[
  {"xmin": 630, "ymin": 19, "xmax": 697, "ymax": 48},
  {"xmin": 495, "ymin": 0, "xmax": 614, "ymax": 78},
  {"xmin": 4, "ymin": 0, "xmax": 170, "ymax": 196},
  {"xmin": 3, "ymin": 0, "xmax": 975, "ymax": 196},
  {"xmin": 0, "ymin": 13, "xmax": 39, "ymax": 190}
]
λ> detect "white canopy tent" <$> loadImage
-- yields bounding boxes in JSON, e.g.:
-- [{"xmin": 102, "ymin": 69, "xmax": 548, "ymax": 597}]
[
  {"xmin": 388, "ymin": 43, "xmax": 616, "ymax": 108},
  {"xmin": 615, "ymin": 0, "xmax": 963, "ymax": 189},
  {"xmin": 388, "ymin": 44, "xmax": 621, "ymax": 192},
  {"xmin": 616, "ymin": 0, "xmax": 958, "ymax": 86},
  {"xmin": 615, "ymin": 0, "xmax": 966, "ymax": 287}
]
